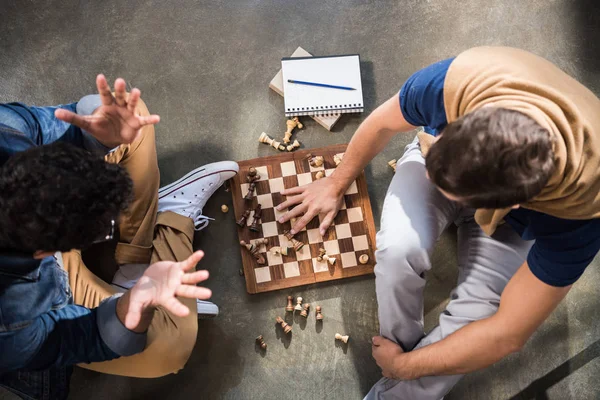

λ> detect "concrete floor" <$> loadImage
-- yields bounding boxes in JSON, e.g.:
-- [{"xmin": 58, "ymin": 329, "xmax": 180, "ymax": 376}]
[{"xmin": 1, "ymin": 1, "xmax": 599, "ymax": 399}]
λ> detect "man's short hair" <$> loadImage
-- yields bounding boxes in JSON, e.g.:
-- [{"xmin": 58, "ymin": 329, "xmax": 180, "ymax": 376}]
[
  {"xmin": 425, "ymin": 107, "xmax": 556, "ymax": 209},
  {"xmin": 0, "ymin": 142, "xmax": 132, "ymax": 253}
]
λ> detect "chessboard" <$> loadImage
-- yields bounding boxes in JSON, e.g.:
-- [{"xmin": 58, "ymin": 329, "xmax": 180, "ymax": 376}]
[{"xmin": 230, "ymin": 144, "xmax": 376, "ymax": 294}]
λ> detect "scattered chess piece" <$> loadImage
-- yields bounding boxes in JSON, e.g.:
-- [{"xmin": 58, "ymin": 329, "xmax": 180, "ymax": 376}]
[
  {"xmin": 388, "ymin": 159, "xmax": 397, "ymax": 172},
  {"xmin": 317, "ymin": 248, "xmax": 335, "ymax": 265},
  {"xmin": 276, "ymin": 316, "xmax": 292, "ymax": 334},
  {"xmin": 249, "ymin": 204, "xmax": 262, "ymax": 232},
  {"xmin": 271, "ymin": 246, "xmax": 282, "ymax": 255},
  {"xmin": 251, "ymin": 238, "xmax": 268, "ymax": 246},
  {"xmin": 284, "ymin": 117, "xmax": 303, "ymax": 143},
  {"xmin": 322, "ymin": 254, "xmax": 336, "ymax": 266},
  {"xmin": 300, "ymin": 303, "xmax": 310, "ymax": 318},
  {"xmin": 244, "ymin": 181, "xmax": 257, "ymax": 200},
  {"xmin": 256, "ymin": 335, "xmax": 267, "ymax": 350},
  {"xmin": 259, "ymin": 132, "xmax": 286, "ymax": 151},
  {"xmin": 315, "ymin": 171, "xmax": 325, "ymax": 180},
  {"xmin": 221, "ymin": 204, "xmax": 229, "ymax": 213},
  {"xmin": 359, "ymin": 254, "xmax": 369, "ymax": 264},
  {"xmin": 315, "ymin": 306, "xmax": 323, "ymax": 321},
  {"xmin": 240, "ymin": 240, "xmax": 266, "ymax": 265},
  {"xmin": 333, "ymin": 153, "xmax": 345, "ymax": 166},
  {"xmin": 306, "ymin": 154, "xmax": 324, "ymax": 168},
  {"xmin": 286, "ymin": 139, "xmax": 301, "ymax": 152},
  {"xmin": 236, "ymin": 208, "xmax": 251, "ymax": 227},
  {"xmin": 335, "ymin": 333, "xmax": 350, "ymax": 344},
  {"xmin": 286, "ymin": 295, "xmax": 294, "ymax": 312},
  {"xmin": 283, "ymin": 230, "xmax": 304, "ymax": 251},
  {"xmin": 246, "ymin": 167, "xmax": 261, "ymax": 183},
  {"xmin": 280, "ymin": 246, "xmax": 290, "ymax": 256},
  {"xmin": 317, "ymin": 248, "xmax": 326, "ymax": 261},
  {"xmin": 294, "ymin": 296, "xmax": 303, "ymax": 311}
]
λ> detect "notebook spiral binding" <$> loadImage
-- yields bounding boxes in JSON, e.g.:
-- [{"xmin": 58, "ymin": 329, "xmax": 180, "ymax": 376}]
[{"xmin": 285, "ymin": 105, "xmax": 364, "ymax": 118}]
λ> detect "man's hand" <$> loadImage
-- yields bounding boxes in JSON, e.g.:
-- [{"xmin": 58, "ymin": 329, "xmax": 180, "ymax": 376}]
[
  {"xmin": 119, "ymin": 251, "xmax": 211, "ymax": 331},
  {"xmin": 372, "ymin": 336, "xmax": 406, "ymax": 380},
  {"xmin": 277, "ymin": 176, "xmax": 345, "ymax": 235},
  {"xmin": 54, "ymin": 74, "xmax": 160, "ymax": 148}
]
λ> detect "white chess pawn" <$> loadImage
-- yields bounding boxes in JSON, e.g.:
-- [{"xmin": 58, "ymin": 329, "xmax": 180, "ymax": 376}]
[
  {"xmin": 335, "ymin": 333, "xmax": 349, "ymax": 344},
  {"xmin": 294, "ymin": 296, "xmax": 303, "ymax": 311}
]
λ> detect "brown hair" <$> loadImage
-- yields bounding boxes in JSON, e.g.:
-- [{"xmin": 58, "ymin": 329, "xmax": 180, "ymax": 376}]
[{"xmin": 426, "ymin": 107, "xmax": 556, "ymax": 209}]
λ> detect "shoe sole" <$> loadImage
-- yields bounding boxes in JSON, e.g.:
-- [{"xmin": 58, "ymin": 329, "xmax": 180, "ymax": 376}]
[{"xmin": 158, "ymin": 161, "xmax": 238, "ymax": 199}]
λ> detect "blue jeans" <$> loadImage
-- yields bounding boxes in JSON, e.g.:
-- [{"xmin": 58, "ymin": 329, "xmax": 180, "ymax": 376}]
[{"xmin": 0, "ymin": 367, "xmax": 72, "ymax": 400}]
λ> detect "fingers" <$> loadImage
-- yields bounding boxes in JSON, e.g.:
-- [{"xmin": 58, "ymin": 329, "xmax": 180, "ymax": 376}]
[
  {"xmin": 319, "ymin": 211, "xmax": 336, "ymax": 236},
  {"xmin": 181, "ymin": 270, "xmax": 209, "ymax": 284},
  {"xmin": 127, "ymin": 88, "xmax": 141, "ymax": 112},
  {"xmin": 280, "ymin": 186, "xmax": 305, "ymax": 196},
  {"xmin": 96, "ymin": 74, "xmax": 114, "ymax": 106},
  {"xmin": 178, "ymin": 251, "xmax": 205, "ymax": 271},
  {"xmin": 276, "ymin": 194, "xmax": 304, "ymax": 214},
  {"xmin": 114, "ymin": 78, "xmax": 127, "ymax": 107},
  {"xmin": 163, "ymin": 297, "xmax": 191, "ymax": 318},
  {"xmin": 280, "ymin": 203, "xmax": 307, "ymax": 224},
  {"xmin": 137, "ymin": 114, "xmax": 161, "ymax": 126},
  {"xmin": 291, "ymin": 209, "xmax": 317, "ymax": 235},
  {"xmin": 176, "ymin": 284, "xmax": 212, "ymax": 300},
  {"xmin": 54, "ymin": 109, "xmax": 92, "ymax": 131},
  {"xmin": 124, "ymin": 308, "xmax": 142, "ymax": 330}
]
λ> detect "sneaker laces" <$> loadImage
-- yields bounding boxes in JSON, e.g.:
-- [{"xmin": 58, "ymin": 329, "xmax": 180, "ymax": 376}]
[{"xmin": 191, "ymin": 210, "xmax": 215, "ymax": 231}]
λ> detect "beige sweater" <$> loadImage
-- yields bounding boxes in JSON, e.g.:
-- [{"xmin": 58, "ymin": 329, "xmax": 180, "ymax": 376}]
[{"xmin": 422, "ymin": 46, "xmax": 600, "ymax": 235}]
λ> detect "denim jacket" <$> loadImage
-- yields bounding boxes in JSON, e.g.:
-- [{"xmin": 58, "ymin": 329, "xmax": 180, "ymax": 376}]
[{"xmin": 0, "ymin": 98, "xmax": 146, "ymax": 379}]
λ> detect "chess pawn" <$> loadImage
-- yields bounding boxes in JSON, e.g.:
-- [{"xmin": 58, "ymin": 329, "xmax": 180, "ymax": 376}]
[
  {"xmin": 315, "ymin": 306, "xmax": 323, "ymax": 321},
  {"xmin": 276, "ymin": 316, "xmax": 292, "ymax": 334},
  {"xmin": 256, "ymin": 335, "xmax": 267, "ymax": 350},
  {"xmin": 285, "ymin": 295, "xmax": 294, "ymax": 312},
  {"xmin": 249, "ymin": 204, "xmax": 262, "ymax": 232},
  {"xmin": 300, "ymin": 303, "xmax": 310, "ymax": 318},
  {"xmin": 315, "ymin": 171, "xmax": 325, "ymax": 180},
  {"xmin": 359, "ymin": 254, "xmax": 369, "ymax": 264},
  {"xmin": 286, "ymin": 139, "xmax": 301, "ymax": 152},
  {"xmin": 284, "ymin": 230, "xmax": 304, "ymax": 251},
  {"xmin": 333, "ymin": 153, "xmax": 344, "ymax": 166},
  {"xmin": 236, "ymin": 208, "xmax": 251, "ymax": 227},
  {"xmin": 388, "ymin": 159, "xmax": 397, "ymax": 172},
  {"xmin": 335, "ymin": 333, "xmax": 350, "ymax": 344},
  {"xmin": 294, "ymin": 296, "xmax": 303, "ymax": 311},
  {"xmin": 248, "ymin": 166, "xmax": 258, "ymax": 178},
  {"xmin": 322, "ymin": 254, "xmax": 336, "ymax": 266}
]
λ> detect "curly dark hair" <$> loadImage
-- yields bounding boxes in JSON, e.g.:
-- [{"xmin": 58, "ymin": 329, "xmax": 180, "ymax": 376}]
[
  {"xmin": 426, "ymin": 107, "xmax": 556, "ymax": 209},
  {"xmin": 0, "ymin": 142, "xmax": 132, "ymax": 253}
]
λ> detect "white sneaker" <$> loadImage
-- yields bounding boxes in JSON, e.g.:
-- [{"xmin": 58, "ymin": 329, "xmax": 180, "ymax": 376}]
[
  {"xmin": 196, "ymin": 300, "xmax": 219, "ymax": 317},
  {"xmin": 158, "ymin": 161, "xmax": 239, "ymax": 230}
]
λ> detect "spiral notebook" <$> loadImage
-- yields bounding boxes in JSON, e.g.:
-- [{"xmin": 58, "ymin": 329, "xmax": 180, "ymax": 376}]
[{"xmin": 281, "ymin": 54, "xmax": 363, "ymax": 117}]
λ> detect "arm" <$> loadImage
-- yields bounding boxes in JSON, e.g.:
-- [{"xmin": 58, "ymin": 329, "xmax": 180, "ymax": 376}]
[{"xmin": 372, "ymin": 263, "xmax": 571, "ymax": 380}]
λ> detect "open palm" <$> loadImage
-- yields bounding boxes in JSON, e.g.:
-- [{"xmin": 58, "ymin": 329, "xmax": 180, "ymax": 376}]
[{"xmin": 55, "ymin": 74, "xmax": 160, "ymax": 148}]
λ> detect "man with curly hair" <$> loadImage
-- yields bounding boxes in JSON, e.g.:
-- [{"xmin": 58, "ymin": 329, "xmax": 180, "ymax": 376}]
[{"xmin": 0, "ymin": 75, "xmax": 238, "ymax": 399}]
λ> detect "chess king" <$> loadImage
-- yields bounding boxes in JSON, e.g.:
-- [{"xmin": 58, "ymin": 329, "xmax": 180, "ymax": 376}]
[{"xmin": 276, "ymin": 47, "xmax": 600, "ymax": 399}]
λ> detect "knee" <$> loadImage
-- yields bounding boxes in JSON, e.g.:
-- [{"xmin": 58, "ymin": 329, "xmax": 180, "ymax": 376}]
[{"xmin": 375, "ymin": 232, "xmax": 430, "ymax": 285}]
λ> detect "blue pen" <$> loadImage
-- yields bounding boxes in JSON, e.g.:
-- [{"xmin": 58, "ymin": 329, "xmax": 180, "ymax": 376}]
[{"xmin": 287, "ymin": 79, "xmax": 356, "ymax": 91}]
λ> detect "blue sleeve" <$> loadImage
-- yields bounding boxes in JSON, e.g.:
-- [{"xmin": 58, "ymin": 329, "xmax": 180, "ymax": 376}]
[
  {"xmin": 0, "ymin": 297, "xmax": 146, "ymax": 371},
  {"xmin": 399, "ymin": 58, "xmax": 454, "ymax": 135},
  {"xmin": 527, "ymin": 219, "xmax": 600, "ymax": 287}
]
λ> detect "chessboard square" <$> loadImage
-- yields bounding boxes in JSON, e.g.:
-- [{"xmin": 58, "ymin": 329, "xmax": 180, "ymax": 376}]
[
  {"xmin": 335, "ymin": 223, "xmax": 352, "ymax": 239},
  {"xmin": 325, "ymin": 168, "xmax": 335, "ymax": 177},
  {"xmin": 254, "ymin": 266, "xmax": 271, "ymax": 283},
  {"xmin": 246, "ymin": 210, "xmax": 255, "ymax": 226},
  {"xmin": 296, "ymin": 245, "xmax": 312, "ymax": 260},
  {"xmin": 312, "ymin": 258, "xmax": 329, "ymax": 273},
  {"xmin": 274, "ymin": 206, "xmax": 287, "ymax": 221},
  {"xmin": 283, "ymin": 261, "xmax": 300, "ymax": 278},
  {"xmin": 255, "ymin": 180, "xmax": 270, "ymax": 195},
  {"xmin": 240, "ymin": 183, "xmax": 251, "ymax": 199},
  {"xmin": 347, "ymin": 207, "xmax": 363, "ymax": 223},
  {"xmin": 283, "ymin": 175, "xmax": 299, "ymax": 190},
  {"xmin": 352, "ymin": 235, "xmax": 369, "ymax": 251},
  {"xmin": 256, "ymin": 193, "xmax": 274, "ymax": 209},
  {"xmin": 297, "ymin": 172, "xmax": 312, "ymax": 187},
  {"xmin": 340, "ymin": 252, "xmax": 358, "ymax": 268},
  {"xmin": 334, "ymin": 209, "xmax": 349, "ymax": 225},
  {"xmin": 269, "ymin": 177, "xmax": 285, "ymax": 193},
  {"xmin": 278, "ymin": 234, "xmax": 291, "ymax": 248},
  {"xmin": 280, "ymin": 161, "xmax": 297, "ymax": 177},
  {"xmin": 307, "ymin": 228, "xmax": 323, "ymax": 244},
  {"xmin": 255, "ymin": 166, "xmax": 268, "ymax": 181},
  {"xmin": 345, "ymin": 181, "xmax": 358, "ymax": 195},
  {"xmin": 323, "ymin": 240, "xmax": 340, "ymax": 255},
  {"xmin": 261, "ymin": 207, "xmax": 276, "ymax": 223},
  {"xmin": 262, "ymin": 221, "xmax": 279, "ymax": 237},
  {"xmin": 266, "ymin": 250, "xmax": 283, "ymax": 265}
]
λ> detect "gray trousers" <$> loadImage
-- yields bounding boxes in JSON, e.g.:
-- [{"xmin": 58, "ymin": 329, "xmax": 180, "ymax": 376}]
[{"xmin": 365, "ymin": 138, "xmax": 534, "ymax": 400}]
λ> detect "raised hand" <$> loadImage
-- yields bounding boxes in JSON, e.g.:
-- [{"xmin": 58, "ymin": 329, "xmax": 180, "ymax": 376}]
[
  {"xmin": 54, "ymin": 74, "xmax": 160, "ymax": 148},
  {"xmin": 277, "ymin": 176, "xmax": 345, "ymax": 236},
  {"xmin": 124, "ymin": 251, "xmax": 211, "ymax": 330}
]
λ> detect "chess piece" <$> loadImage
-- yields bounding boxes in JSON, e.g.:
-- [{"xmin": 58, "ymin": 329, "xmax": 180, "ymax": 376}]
[
  {"xmin": 280, "ymin": 246, "xmax": 290, "ymax": 256},
  {"xmin": 259, "ymin": 132, "xmax": 286, "ymax": 151},
  {"xmin": 315, "ymin": 171, "xmax": 325, "ymax": 180},
  {"xmin": 221, "ymin": 204, "xmax": 229, "ymax": 213},
  {"xmin": 244, "ymin": 181, "xmax": 256, "ymax": 200},
  {"xmin": 286, "ymin": 139, "xmax": 301, "ymax": 152},
  {"xmin": 322, "ymin": 254, "xmax": 336, "ymax": 266},
  {"xmin": 249, "ymin": 204, "xmax": 262, "ymax": 232},
  {"xmin": 284, "ymin": 117, "xmax": 303, "ymax": 143},
  {"xmin": 315, "ymin": 306, "xmax": 323, "ymax": 321},
  {"xmin": 333, "ymin": 153, "xmax": 345, "ymax": 166},
  {"xmin": 294, "ymin": 296, "xmax": 303, "ymax": 311},
  {"xmin": 240, "ymin": 240, "xmax": 266, "ymax": 265},
  {"xmin": 300, "ymin": 303, "xmax": 310, "ymax": 318},
  {"xmin": 306, "ymin": 154, "xmax": 324, "ymax": 168},
  {"xmin": 251, "ymin": 238, "xmax": 268, "ymax": 246},
  {"xmin": 283, "ymin": 230, "xmax": 304, "ymax": 251},
  {"xmin": 271, "ymin": 246, "xmax": 282, "ymax": 255},
  {"xmin": 248, "ymin": 166, "xmax": 257, "ymax": 178},
  {"xmin": 388, "ymin": 159, "xmax": 397, "ymax": 172},
  {"xmin": 256, "ymin": 335, "xmax": 267, "ymax": 350},
  {"xmin": 286, "ymin": 295, "xmax": 294, "ymax": 312},
  {"xmin": 335, "ymin": 333, "xmax": 350, "ymax": 344},
  {"xmin": 317, "ymin": 248, "xmax": 326, "ymax": 261},
  {"xmin": 359, "ymin": 254, "xmax": 369, "ymax": 264},
  {"xmin": 276, "ymin": 316, "xmax": 292, "ymax": 334},
  {"xmin": 236, "ymin": 208, "xmax": 251, "ymax": 227}
]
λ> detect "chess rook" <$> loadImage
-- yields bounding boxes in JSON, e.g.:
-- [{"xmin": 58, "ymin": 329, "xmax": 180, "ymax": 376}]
[
  {"xmin": 285, "ymin": 295, "xmax": 294, "ymax": 312},
  {"xmin": 294, "ymin": 296, "xmax": 303, "ymax": 311},
  {"xmin": 276, "ymin": 316, "xmax": 292, "ymax": 334},
  {"xmin": 315, "ymin": 306, "xmax": 323, "ymax": 321},
  {"xmin": 236, "ymin": 208, "xmax": 251, "ymax": 227},
  {"xmin": 300, "ymin": 303, "xmax": 310, "ymax": 318},
  {"xmin": 256, "ymin": 335, "xmax": 267, "ymax": 350},
  {"xmin": 335, "ymin": 333, "xmax": 350, "ymax": 344}
]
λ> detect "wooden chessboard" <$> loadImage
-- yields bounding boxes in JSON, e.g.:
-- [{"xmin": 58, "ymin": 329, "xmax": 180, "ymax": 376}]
[{"xmin": 230, "ymin": 144, "xmax": 376, "ymax": 294}]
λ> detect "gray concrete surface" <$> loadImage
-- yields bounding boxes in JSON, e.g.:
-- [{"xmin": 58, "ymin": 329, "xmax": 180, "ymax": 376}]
[{"xmin": 1, "ymin": 1, "xmax": 599, "ymax": 399}]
